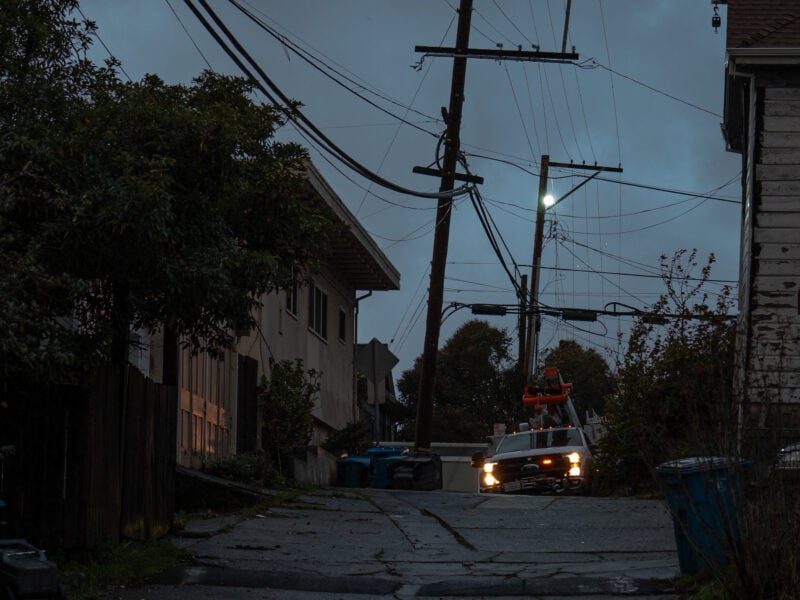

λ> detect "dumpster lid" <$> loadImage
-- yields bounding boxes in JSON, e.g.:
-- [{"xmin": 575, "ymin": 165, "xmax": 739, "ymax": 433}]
[{"xmin": 656, "ymin": 456, "xmax": 730, "ymax": 474}]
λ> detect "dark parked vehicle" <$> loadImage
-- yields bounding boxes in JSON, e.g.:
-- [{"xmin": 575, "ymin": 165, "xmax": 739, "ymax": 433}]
[{"xmin": 477, "ymin": 426, "xmax": 594, "ymax": 494}]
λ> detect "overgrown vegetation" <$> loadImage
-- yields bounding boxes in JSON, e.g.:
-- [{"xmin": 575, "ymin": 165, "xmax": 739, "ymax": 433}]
[
  {"xmin": 205, "ymin": 452, "xmax": 281, "ymax": 488},
  {"xmin": 595, "ymin": 249, "xmax": 800, "ymax": 599},
  {"xmin": 597, "ymin": 250, "xmax": 737, "ymax": 495},
  {"xmin": 321, "ymin": 419, "xmax": 372, "ymax": 456},
  {"xmin": 56, "ymin": 541, "xmax": 190, "ymax": 600},
  {"xmin": 721, "ymin": 485, "xmax": 800, "ymax": 599},
  {"xmin": 260, "ymin": 358, "xmax": 320, "ymax": 474}
]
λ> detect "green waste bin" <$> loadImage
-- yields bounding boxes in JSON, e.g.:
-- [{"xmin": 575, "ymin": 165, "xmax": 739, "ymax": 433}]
[{"xmin": 656, "ymin": 456, "xmax": 745, "ymax": 574}]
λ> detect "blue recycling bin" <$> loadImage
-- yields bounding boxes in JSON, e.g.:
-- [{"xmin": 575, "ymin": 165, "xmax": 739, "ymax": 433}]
[{"xmin": 656, "ymin": 456, "xmax": 745, "ymax": 574}]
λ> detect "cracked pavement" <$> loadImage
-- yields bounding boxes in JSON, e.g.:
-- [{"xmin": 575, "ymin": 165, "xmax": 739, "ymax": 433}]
[{"xmin": 101, "ymin": 488, "xmax": 681, "ymax": 599}]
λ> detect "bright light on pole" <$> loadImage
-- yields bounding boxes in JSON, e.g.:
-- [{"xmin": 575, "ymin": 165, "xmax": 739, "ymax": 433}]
[{"xmin": 542, "ymin": 193, "xmax": 557, "ymax": 208}]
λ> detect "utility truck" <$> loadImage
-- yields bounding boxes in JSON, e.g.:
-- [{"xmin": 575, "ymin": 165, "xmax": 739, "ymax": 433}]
[{"xmin": 472, "ymin": 367, "xmax": 598, "ymax": 494}]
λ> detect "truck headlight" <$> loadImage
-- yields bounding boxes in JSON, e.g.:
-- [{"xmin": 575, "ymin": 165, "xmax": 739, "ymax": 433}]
[
  {"xmin": 483, "ymin": 473, "xmax": 498, "ymax": 486},
  {"xmin": 567, "ymin": 452, "xmax": 581, "ymax": 477},
  {"xmin": 483, "ymin": 462, "xmax": 496, "ymax": 474}
]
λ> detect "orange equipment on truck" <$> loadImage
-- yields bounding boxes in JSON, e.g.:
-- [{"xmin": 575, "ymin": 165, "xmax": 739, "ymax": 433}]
[{"xmin": 522, "ymin": 367, "xmax": 582, "ymax": 429}]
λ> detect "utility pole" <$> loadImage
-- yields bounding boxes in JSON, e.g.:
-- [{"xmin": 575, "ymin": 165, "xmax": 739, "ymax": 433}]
[
  {"xmin": 518, "ymin": 273, "xmax": 527, "ymax": 372},
  {"xmin": 413, "ymin": 6, "xmax": 580, "ymax": 453},
  {"xmin": 414, "ymin": 0, "xmax": 473, "ymax": 452},
  {"xmin": 524, "ymin": 155, "xmax": 550, "ymax": 381},
  {"xmin": 523, "ymin": 158, "xmax": 623, "ymax": 382}
]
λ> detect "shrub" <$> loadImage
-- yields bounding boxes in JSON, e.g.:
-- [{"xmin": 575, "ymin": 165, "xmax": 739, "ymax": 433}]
[
  {"xmin": 260, "ymin": 358, "xmax": 320, "ymax": 474},
  {"xmin": 205, "ymin": 452, "xmax": 276, "ymax": 487}
]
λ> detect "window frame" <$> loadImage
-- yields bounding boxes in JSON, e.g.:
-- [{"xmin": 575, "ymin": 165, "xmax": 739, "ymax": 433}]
[
  {"xmin": 308, "ymin": 284, "xmax": 328, "ymax": 340},
  {"xmin": 338, "ymin": 307, "xmax": 347, "ymax": 343}
]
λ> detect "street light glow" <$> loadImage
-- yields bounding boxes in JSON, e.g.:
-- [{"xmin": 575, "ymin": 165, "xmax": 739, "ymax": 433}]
[{"xmin": 543, "ymin": 193, "xmax": 557, "ymax": 208}]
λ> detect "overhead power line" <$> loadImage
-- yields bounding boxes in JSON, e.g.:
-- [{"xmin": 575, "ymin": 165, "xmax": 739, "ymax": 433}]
[
  {"xmin": 183, "ymin": 0, "xmax": 473, "ymax": 200},
  {"xmin": 229, "ymin": 0, "xmax": 441, "ymax": 140},
  {"xmin": 576, "ymin": 58, "xmax": 724, "ymax": 119}
]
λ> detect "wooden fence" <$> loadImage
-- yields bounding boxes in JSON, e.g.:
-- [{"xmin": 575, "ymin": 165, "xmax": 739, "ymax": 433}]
[{"xmin": 0, "ymin": 365, "xmax": 177, "ymax": 549}]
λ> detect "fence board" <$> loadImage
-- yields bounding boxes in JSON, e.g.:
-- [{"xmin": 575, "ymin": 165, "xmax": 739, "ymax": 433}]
[{"xmin": 4, "ymin": 365, "xmax": 176, "ymax": 549}]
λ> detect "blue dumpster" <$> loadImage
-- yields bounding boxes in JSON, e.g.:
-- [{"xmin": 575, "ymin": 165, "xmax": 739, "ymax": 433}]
[
  {"xmin": 656, "ymin": 456, "xmax": 745, "ymax": 574},
  {"xmin": 336, "ymin": 456, "xmax": 371, "ymax": 488},
  {"xmin": 367, "ymin": 447, "xmax": 409, "ymax": 488}
]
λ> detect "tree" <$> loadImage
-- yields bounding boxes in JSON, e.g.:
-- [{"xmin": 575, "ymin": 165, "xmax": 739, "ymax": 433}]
[
  {"xmin": 397, "ymin": 320, "xmax": 523, "ymax": 442},
  {"xmin": 1, "ymin": 0, "xmax": 333, "ymax": 385},
  {"xmin": 538, "ymin": 340, "xmax": 615, "ymax": 421},
  {"xmin": 597, "ymin": 250, "xmax": 736, "ymax": 493}
]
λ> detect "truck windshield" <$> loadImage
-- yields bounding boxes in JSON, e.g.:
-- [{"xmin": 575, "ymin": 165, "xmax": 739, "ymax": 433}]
[
  {"xmin": 545, "ymin": 429, "xmax": 582, "ymax": 447},
  {"xmin": 496, "ymin": 429, "xmax": 581, "ymax": 454},
  {"xmin": 495, "ymin": 432, "xmax": 533, "ymax": 454}
]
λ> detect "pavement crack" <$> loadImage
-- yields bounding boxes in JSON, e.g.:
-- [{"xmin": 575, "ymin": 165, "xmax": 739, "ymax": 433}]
[{"xmin": 420, "ymin": 508, "xmax": 476, "ymax": 551}]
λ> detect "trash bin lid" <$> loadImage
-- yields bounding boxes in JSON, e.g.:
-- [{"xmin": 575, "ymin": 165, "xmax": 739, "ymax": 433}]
[
  {"xmin": 656, "ymin": 456, "xmax": 729, "ymax": 474},
  {"xmin": 368, "ymin": 446, "xmax": 409, "ymax": 456},
  {"xmin": 340, "ymin": 456, "xmax": 371, "ymax": 465}
]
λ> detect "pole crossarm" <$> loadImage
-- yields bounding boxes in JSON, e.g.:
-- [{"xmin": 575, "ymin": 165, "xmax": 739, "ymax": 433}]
[
  {"xmin": 549, "ymin": 161, "xmax": 623, "ymax": 173},
  {"xmin": 413, "ymin": 166, "xmax": 484, "ymax": 185},
  {"xmin": 416, "ymin": 46, "xmax": 579, "ymax": 63}
]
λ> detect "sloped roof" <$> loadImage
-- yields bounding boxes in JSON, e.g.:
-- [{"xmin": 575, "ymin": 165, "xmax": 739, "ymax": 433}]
[
  {"xmin": 304, "ymin": 161, "xmax": 400, "ymax": 292},
  {"xmin": 725, "ymin": 0, "xmax": 800, "ymax": 49}
]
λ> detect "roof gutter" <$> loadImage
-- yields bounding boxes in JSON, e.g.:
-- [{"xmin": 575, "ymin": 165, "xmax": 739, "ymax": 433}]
[{"xmin": 727, "ymin": 47, "xmax": 800, "ymax": 65}]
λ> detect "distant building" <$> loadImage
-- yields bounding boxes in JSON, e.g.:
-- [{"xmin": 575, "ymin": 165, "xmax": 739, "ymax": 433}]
[{"xmin": 721, "ymin": 1, "xmax": 800, "ymax": 447}]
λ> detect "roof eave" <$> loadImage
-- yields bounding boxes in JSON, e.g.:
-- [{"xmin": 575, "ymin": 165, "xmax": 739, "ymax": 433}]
[{"xmin": 304, "ymin": 161, "xmax": 401, "ymax": 291}]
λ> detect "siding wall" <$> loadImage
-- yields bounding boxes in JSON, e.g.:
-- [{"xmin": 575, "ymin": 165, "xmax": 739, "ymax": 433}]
[
  {"xmin": 238, "ymin": 264, "xmax": 357, "ymax": 447},
  {"xmin": 742, "ymin": 86, "xmax": 800, "ymax": 432}
]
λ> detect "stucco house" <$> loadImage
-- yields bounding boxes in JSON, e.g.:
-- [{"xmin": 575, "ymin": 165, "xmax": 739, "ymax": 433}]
[
  {"xmin": 720, "ymin": 1, "xmax": 800, "ymax": 451},
  {"xmin": 144, "ymin": 162, "xmax": 400, "ymax": 471}
]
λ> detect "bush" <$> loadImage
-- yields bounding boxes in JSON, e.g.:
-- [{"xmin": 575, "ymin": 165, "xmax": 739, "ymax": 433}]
[
  {"xmin": 596, "ymin": 250, "xmax": 737, "ymax": 495},
  {"xmin": 719, "ymin": 483, "xmax": 800, "ymax": 599},
  {"xmin": 260, "ymin": 358, "xmax": 319, "ymax": 474},
  {"xmin": 205, "ymin": 452, "xmax": 277, "ymax": 487}
]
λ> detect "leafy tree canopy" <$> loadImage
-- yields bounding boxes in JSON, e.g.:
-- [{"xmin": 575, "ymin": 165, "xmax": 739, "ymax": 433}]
[
  {"xmin": 1, "ymin": 0, "xmax": 332, "ymax": 384},
  {"xmin": 538, "ymin": 340, "xmax": 615, "ymax": 421},
  {"xmin": 397, "ymin": 320, "xmax": 523, "ymax": 442}
]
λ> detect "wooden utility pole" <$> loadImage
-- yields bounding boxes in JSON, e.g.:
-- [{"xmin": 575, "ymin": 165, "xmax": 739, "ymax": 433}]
[
  {"xmin": 414, "ymin": 0, "xmax": 473, "ymax": 452},
  {"xmin": 413, "ymin": 4, "xmax": 581, "ymax": 453},
  {"xmin": 523, "ymin": 158, "xmax": 623, "ymax": 381},
  {"xmin": 518, "ymin": 273, "xmax": 528, "ymax": 372},
  {"xmin": 524, "ymin": 155, "xmax": 550, "ymax": 381}
]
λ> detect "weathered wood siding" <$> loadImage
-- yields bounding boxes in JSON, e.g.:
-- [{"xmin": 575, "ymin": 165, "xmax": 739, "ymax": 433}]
[{"xmin": 742, "ymin": 87, "xmax": 800, "ymax": 432}]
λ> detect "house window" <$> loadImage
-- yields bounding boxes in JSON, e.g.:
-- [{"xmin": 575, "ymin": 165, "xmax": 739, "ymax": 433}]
[
  {"xmin": 308, "ymin": 285, "xmax": 328, "ymax": 339},
  {"xmin": 338, "ymin": 308, "xmax": 347, "ymax": 342},
  {"xmin": 286, "ymin": 274, "xmax": 298, "ymax": 316}
]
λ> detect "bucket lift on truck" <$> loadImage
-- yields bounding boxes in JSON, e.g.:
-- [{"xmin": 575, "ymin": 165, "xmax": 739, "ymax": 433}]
[{"xmin": 522, "ymin": 366, "xmax": 582, "ymax": 430}]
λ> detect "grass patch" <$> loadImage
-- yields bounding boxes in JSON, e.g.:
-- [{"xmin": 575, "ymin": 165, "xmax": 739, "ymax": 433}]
[
  {"xmin": 55, "ymin": 540, "xmax": 191, "ymax": 600},
  {"xmin": 55, "ymin": 481, "xmax": 324, "ymax": 599}
]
